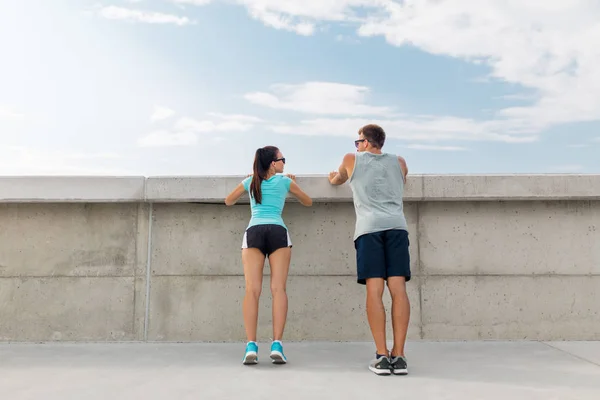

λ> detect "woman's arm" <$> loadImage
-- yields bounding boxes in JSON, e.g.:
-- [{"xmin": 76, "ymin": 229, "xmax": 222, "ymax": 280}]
[
  {"xmin": 225, "ymin": 182, "xmax": 246, "ymax": 206},
  {"xmin": 287, "ymin": 175, "xmax": 312, "ymax": 207}
]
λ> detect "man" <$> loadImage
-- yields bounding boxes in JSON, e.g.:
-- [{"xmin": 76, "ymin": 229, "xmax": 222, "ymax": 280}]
[{"xmin": 328, "ymin": 124, "xmax": 410, "ymax": 376}]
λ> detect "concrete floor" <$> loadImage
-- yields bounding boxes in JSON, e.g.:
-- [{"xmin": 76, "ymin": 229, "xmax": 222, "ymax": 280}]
[{"xmin": 1, "ymin": 341, "xmax": 599, "ymax": 400}]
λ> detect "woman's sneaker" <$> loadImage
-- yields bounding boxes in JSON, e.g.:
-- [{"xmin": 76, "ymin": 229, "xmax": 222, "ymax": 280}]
[
  {"xmin": 368, "ymin": 354, "xmax": 392, "ymax": 375},
  {"xmin": 390, "ymin": 355, "xmax": 408, "ymax": 375},
  {"xmin": 242, "ymin": 341, "xmax": 258, "ymax": 365},
  {"xmin": 269, "ymin": 340, "xmax": 287, "ymax": 364}
]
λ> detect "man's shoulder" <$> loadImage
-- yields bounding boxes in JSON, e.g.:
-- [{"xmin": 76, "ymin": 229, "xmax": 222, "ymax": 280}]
[
  {"xmin": 343, "ymin": 153, "xmax": 356, "ymax": 162},
  {"xmin": 383, "ymin": 152, "xmax": 406, "ymax": 163}
]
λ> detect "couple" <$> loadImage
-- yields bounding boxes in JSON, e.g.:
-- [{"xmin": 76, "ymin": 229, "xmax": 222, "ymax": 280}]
[{"xmin": 224, "ymin": 124, "xmax": 411, "ymax": 376}]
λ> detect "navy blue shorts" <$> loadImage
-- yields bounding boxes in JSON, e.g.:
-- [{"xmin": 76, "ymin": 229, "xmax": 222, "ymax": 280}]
[{"xmin": 354, "ymin": 229, "xmax": 411, "ymax": 285}]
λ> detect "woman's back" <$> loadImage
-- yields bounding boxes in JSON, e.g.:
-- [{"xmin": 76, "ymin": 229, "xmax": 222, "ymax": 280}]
[
  {"xmin": 223, "ymin": 145, "xmax": 312, "ymax": 366},
  {"xmin": 243, "ymin": 174, "xmax": 292, "ymax": 228}
]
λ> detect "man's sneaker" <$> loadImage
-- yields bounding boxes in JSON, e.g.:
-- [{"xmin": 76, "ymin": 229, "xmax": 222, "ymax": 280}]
[
  {"xmin": 269, "ymin": 340, "xmax": 287, "ymax": 364},
  {"xmin": 242, "ymin": 341, "xmax": 258, "ymax": 365},
  {"xmin": 390, "ymin": 355, "xmax": 408, "ymax": 375},
  {"xmin": 368, "ymin": 354, "xmax": 392, "ymax": 375}
]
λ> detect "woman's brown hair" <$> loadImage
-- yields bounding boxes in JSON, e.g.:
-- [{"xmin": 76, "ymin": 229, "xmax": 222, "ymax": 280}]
[{"xmin": 249, "ymin": 146, "xmax": 279, "ymax": 204}]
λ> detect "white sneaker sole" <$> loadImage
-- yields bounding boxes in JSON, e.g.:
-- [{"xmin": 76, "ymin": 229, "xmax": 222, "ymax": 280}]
[
  {"xmin": 392, "ymin": 368, "xmax": 408, "ymax": 375},
  {"xmin": 270, "ymin": 351, "xmax": 287, "ymax": 364},
  {"xmin": 243, "ymin": 351, "xmax": 258, "ymax": 365},
  {"xmin": 369, "ymin": 366, "xmax": 391, "ymax": 375}
]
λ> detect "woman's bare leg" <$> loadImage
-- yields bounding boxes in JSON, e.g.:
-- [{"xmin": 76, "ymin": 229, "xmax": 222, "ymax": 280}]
[
  {"xmin": 242, "ymin": 248, "xmax": 266, "ymax": 342},
  {"xmin": 268, "ymin": 247, "xmax": 291, "ymax": 341}
]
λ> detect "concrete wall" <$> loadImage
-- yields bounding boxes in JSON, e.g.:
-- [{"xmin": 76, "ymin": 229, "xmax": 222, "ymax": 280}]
[{"xmin": 0, "ymin": 175, "xmax": 599, "ymax": 342}]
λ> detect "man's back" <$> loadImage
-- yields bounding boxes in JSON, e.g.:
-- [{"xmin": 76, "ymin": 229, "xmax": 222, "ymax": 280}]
[
  {"xmin": 328, "ymin": 123, "xmax": 411, "ymax": 375},
  {"xmin": 349, "ymin": 151, "xmax": 407, "ymax": 241}
]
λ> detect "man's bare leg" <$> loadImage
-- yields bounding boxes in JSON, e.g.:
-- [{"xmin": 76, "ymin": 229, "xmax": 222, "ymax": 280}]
[
  {"xmin": 366, "ymin": 278, "xmax": 388, "ymax": 356},
  {"xmin": 387, "ymin": 276, "xmax": 410, "ymax": 357}
]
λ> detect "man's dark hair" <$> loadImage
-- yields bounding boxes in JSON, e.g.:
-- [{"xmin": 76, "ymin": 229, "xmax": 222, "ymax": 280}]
[{"xmin": 359, "ymin": 124, "xmax": 386, "ymax": 148}]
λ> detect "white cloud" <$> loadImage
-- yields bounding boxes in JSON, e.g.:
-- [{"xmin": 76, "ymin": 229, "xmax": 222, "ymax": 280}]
[
  {"xmin": 206, "ymin": 112, "xmax": 264, "ymax": 123},
  {"xmin": 269, "ymin": 116, "xmax": 537, "ymax": 143},
  {"xmin": 67, "ymin": 152, "xmax": 122, "ymax": 159},
  {"xmin": 568, "ymin": 144, "xmax": 588, "ymax": 148},
  {"xmin": 138, "ymin": 130, "xmax": 197, "ymax": 147},
  {"xmin": 223, "ymin": 1, "xmax": 600, "ymax": 140},
  {"xmin": 97, "ymin": 5, "xmax": 192, "ymax": 25},
  {"xmin": 175, "ymin": 117, "xmax": 254, "ymax": 132},
  {"xmin": 246, "ymin": 9, "xmax": 315, "ymax": 35},
  {"xmin": 174, "ymin": 118, "xmax": 214, "ymax": 132},
  {"xmin": 138, "ymin": 112, "xmax": 261, "ymax": 147},
  {"xmin": 235, "ymin": 0, "xmax": 377, "ymax": 24},
  {"xmin": 495, "ymin": 93, "xmax": 538, "ymax": 101},
  {"xmin": 169, "ymin": 0, "xmax": 212, "ymax": 5},
  {"xmin": 151, "ymin": 105, "xmax": 175, "ymax": 122},
  {"xmin": 245, "ymin": 82, "xmax": 392, "ymax": 116},
  {"xmin": 248, "ymin": 80, "xmax": 539, "ymax": 143},
  {"xmin": 0, "ymin": 106, "xmax": 24, "ymax": 120},
  {"xmin": 405, "ymin": 144, "xmax": 468, "ymax": 151},
  {"xmin": 357, "ymin": 1, "xmax": 600, "ymax": 133},
  {"xmin": 89, "ymin": 2, "xmax": 600, "ymax": 145}
]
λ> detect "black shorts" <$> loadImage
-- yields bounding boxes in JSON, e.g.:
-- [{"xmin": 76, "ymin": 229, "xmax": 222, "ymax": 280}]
[
  {"xmin": 354, "ymin": 229, "xmax": 411, "ymax": 285},
  {"xmin": 242, "ymin": 224, "xmax": 292, "ymax": 256}
]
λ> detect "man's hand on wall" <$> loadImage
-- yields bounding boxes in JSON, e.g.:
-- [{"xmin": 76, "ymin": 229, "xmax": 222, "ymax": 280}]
[{"xmin": 329, "ymin": 171, "xmax": 340, "ymax": 185}]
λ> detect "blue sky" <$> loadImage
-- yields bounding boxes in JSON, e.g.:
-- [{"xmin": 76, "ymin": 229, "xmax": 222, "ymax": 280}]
[{"xmin": 1, "ymin": 0, "xmax": 599, "ymax": 176}]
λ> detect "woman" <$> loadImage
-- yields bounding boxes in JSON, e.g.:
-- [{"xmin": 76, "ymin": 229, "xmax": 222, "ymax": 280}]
[{"xmin": 225, "ymin": 145, "xmax": 312, "ymax": 365}]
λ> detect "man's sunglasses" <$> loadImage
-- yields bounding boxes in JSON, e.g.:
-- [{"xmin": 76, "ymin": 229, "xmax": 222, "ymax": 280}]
[
  {"xmin": 354, "ymin": 139, "xmax": 367, "ymax": 148},
  {"xmin": 274, "ymin": 157, "xmax": 286, "ymax": 164}
]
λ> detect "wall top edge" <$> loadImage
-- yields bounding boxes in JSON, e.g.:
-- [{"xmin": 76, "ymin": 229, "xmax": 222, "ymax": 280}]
[{"xmin": 0, "ymin": 174, "xmax": 599, "ymax": 202}]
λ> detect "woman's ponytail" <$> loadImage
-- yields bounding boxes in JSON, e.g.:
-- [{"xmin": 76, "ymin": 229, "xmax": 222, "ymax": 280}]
[{"xmin": 249, "ymin": 146, "xmax": 279, "ymax": 204}]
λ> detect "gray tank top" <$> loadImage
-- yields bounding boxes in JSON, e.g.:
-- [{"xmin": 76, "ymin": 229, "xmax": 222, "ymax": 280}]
[{"xmin": 348, "ymin": 152, "xmax": 408, "ymax": 240}]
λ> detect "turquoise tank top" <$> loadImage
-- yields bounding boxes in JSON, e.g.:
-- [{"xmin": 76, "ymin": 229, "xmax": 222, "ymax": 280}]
[
  {"xmin": 348, "ymin": 152, "xmax": 408, "ymax": 240},
  {"xmin": 242, "ymin": 174, "xmax": 292, "ymax": 229}
]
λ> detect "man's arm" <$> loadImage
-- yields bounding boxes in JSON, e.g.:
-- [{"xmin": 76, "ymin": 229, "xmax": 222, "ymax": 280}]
[
  {"xmin": 329, "ymin": 153, "xmax": 353, "ymax": 185},
  {"xmin": 398, "ymin": 156, "xmax": 408, "ymax": 183}
]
